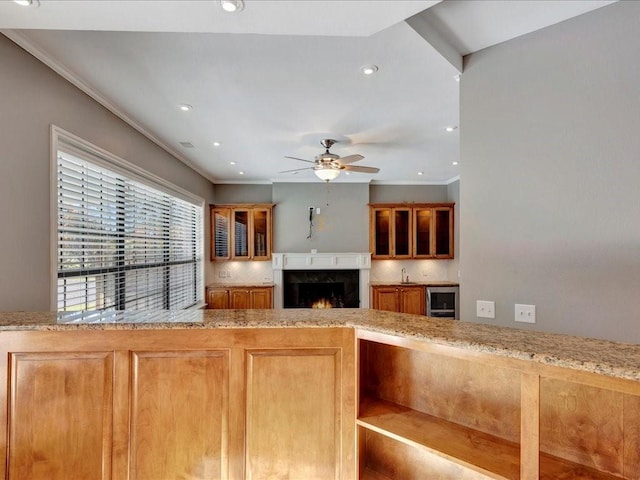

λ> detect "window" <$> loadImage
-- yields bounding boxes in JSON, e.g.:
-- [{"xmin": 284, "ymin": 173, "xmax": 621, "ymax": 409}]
[{"xmin": 53, "ymin": 128, "xmax": 204, "ymax": 311}]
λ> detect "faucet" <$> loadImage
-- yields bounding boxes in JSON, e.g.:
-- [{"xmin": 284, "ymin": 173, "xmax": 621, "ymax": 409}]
[{"xmin": 401, "ymin": 267, "xmax": 407, "ymax": 283}]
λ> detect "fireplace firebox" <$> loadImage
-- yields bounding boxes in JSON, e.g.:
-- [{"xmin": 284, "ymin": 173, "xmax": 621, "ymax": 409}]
[{"xmin": 283, "ymin": 270, "xmax": 359, "ymax": 308}]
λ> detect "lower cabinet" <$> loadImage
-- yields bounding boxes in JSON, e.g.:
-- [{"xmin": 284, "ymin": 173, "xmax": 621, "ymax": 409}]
[
  {"xmin": 0, "ymin": 328, "xmax": 355, "ymax": 480},
  {"xmin": 371, "ymin": 285, "xmax": 425, "ymax": 315},
  {"xmin": 7, "ymin": 351, "xmax": 114, "ymax": 480},
  {"xmin": 206, "ymin": 286, "xmax": 273, "ymax": 309}
]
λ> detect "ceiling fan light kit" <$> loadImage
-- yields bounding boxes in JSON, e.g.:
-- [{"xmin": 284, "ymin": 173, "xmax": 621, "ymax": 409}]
[
  {"xmin": 314, "ymin": 168, "xmax": 341, "ymax": 182},
  {"xmin": 281, "ymin": 138, "xmax": 380, "ymax": 182}
]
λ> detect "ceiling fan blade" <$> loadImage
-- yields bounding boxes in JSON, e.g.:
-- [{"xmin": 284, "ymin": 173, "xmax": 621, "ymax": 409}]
[
  {"xmin": 284, "ymin": 156, "xmax": 315, "ymax": 164},
  {"xmin": 343, "ymin": 165, "xmax": 380, "ymax": 174},
  {"xmin": 279, "ymin": 167, "xmax": 314, "ymax": 174},
  {"xmin": 338, "ymin": 154, "xmax": 364, "ymax": 165}
]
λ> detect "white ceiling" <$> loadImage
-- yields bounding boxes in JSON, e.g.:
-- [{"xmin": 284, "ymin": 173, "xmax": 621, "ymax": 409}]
[{"xmin": 0, "ymin": 0, "xmax": 616, "ymax": 184}]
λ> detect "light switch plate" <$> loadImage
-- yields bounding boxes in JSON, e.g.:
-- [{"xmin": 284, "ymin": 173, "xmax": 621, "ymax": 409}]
[
  {"xmin": 515, "ymin": 304, "xmax": 536, "ymax": 323},
  {"xmin": 476, "ymin": 300, "xmax": 495, "ymax": 319}
]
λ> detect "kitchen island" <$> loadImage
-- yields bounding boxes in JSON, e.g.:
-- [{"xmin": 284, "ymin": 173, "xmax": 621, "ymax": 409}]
[{"xmin": 0, "ymin": 309, "xmax": 639, "ymax": 479}]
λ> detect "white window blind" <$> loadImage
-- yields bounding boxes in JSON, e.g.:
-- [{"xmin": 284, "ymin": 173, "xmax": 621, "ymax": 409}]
[{"xmin": 55, "ymin": 141, "xmax": 203, "ymax": 312}]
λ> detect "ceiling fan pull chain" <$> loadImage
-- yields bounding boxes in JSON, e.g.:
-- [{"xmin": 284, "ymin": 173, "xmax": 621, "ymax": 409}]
[{"xmin": 326, "ymin": 181, "xmax": 330, "ymax": 206}]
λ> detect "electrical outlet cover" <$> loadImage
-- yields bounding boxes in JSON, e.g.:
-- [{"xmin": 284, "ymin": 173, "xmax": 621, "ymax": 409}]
[
  {"xmin": 476, "ymin": 300, "xmax": 495, "ymax": 319},
  {"xmin": 515, "ymin": 304, "xmax": 536, "ymax": 323}
]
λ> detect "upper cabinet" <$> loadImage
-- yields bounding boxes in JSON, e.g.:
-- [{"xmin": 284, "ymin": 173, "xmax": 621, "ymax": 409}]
[
  {"xmin": 370, "ymin": 206, "xmax": 413, "ymax": 259},
  {"xmin": 210, "ymin": 204, "xmax": 274, "ymax": 261},
  {"xmin": 370, "ymin": 203, "xmax": 454, "ymax": 260}
]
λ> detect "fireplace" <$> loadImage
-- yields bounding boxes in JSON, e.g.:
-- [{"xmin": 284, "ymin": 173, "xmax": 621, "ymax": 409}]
[
  {"xmin": 283, "ymin": 270, "xmax": 359, "ymax": 308},
  {"xmin": 272, "ymin": 253, "xmax": 371, "ymax": 309}
]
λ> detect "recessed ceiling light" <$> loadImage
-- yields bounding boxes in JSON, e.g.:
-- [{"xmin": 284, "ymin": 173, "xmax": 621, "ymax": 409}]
[
  {"xmin": 213, "ymin": 142, "xmax": 221, "ymax": 147},
  {"xmin": 13, "ymin": 0, "xmax": 39, "ymax": 6},
  {"xmin": 229, "ymin": 161, "xmax": 236, "ymax": 165},
  {"xmin": 361, "ymin": 65, "xmax": 379, "ymax": 76},
  {"xmin": 452, "ymin": 161, "xmax": 459, "ymax": 166},
  {"xmin": 239, "ymin": 171, "xmax": 245, "ymax": 175},
  {"xmin": 178, "ymin": 104, "xmax": 192, "ymax": 112},
  {"xmin": 445, "ymin": 126, "xmax": 458, "ymax": 132},
  {"xmin": 453, "ymin": 74, "xmax": 461, "ymax": 82},
  {"xmin": 221, "ymin": 0, "xmax": 244, "ymax": 12},
  {"xmin": 418, "ymin": 171, "xmax": 424, "ymax": 176}
]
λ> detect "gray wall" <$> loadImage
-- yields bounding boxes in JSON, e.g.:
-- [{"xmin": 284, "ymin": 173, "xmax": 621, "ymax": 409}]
[
  {"xmin": 369, "ymin": 184, "xmax": 449, "ymax": 203},
  {"xmin": 214, "ymin": 184, "xmax": 272, "ymax": 204},
  {"xmin": 459, "ymin": 2, "xmax": 640, "ymax": 342},
  {"xmin": 272, "ymin": 183, "xmax": 369, "ymax": 253},
  {"xmin": 447, "ymin": 180, "xmax": 460, "ymax": 282},
  {"xmin": 0, "ymin": 35, "xmax": 215, "ymax": 311}
]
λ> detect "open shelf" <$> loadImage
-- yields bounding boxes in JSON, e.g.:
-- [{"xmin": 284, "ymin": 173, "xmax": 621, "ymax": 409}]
[
  {"xmin": 539, "ymin": 453, "xmax": 625, "ymax": 480},
  {"xmin": 360, "ymin": 467, "xmax": 393, "ymax": 480},
  {"xmin": 358, "ymin": 396, "xmax": 520, "ymax": 480}
]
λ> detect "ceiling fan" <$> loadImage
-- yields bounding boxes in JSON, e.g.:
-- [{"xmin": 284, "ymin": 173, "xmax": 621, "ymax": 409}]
[{"xmin": 281, "ymin": 139, "xmax": 380, "ymax": 181}]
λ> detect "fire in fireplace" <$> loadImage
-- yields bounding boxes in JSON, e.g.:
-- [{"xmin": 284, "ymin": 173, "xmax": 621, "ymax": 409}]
[{"xmin": 283, "ymin": 269, "xmax": 359, "ymax": 308}]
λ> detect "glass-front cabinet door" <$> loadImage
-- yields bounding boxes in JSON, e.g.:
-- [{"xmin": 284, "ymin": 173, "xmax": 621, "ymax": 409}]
[
  {"xmin": 211, "ymin": 208, "xmax": 231, "ymax": 260},
  {"xmin": 392, "ymin": 208, "xmax": 412, "ymax": 259},
  {"xmin": 251, "ymin": 208, "xmax": 271, "ymax": 260},
  {"xmin": 371, "ymin": 208, "xmax": 391, "ymax": 257},
  {"xmin": 434, "ymin": 207, "xmax": 453, "ymax": 258},
  {"xmin": 413, "ymin": 208, "xmax": 432, "ymax": 258},
  {"xmin": 232, "ymin": 209, "xmax": 250, "ymax": 259}
]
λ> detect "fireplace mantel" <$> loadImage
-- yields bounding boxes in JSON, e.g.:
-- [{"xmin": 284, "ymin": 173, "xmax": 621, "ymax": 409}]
[{"xmin": 272, "ymin": 253, "xmax": 371, "ymax": 309}]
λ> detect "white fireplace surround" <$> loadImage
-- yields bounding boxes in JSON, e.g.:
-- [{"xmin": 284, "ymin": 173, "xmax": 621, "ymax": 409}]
[{"xmin": 272, "ymin": 252, "xmax": 371, "ymax": 309}]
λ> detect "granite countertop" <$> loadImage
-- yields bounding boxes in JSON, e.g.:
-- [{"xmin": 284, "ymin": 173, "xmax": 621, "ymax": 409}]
[
  {"xmin": 370, "ymin": 281, "xmax": 459, "ymax": 287},
  {"xmin": 0, "ymin": 309, "xmax": 639, "ymax": 382}
]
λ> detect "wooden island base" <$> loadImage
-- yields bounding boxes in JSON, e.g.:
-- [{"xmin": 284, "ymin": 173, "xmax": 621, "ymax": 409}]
[
  {"xmin": 0, "ymin": 327, "xmax": 355, "ymax": 480},
  {"xmin": 0, "ymin": 310, "xmax": 639, "ymax": 480}
]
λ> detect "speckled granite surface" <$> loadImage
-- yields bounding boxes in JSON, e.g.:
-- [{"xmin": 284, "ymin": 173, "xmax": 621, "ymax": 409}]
[{"xmin": 0, "ymin": 309, "xmax": 638, "ymax": 382}]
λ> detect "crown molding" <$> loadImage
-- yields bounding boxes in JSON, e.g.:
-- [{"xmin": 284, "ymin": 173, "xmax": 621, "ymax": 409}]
[{"xmin": 2, "ymin": 29, "xmax": 217, "ymax": 184}]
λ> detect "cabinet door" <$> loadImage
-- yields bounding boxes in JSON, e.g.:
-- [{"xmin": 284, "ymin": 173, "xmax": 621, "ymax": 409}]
[
  {"xmin": 392, "ymin": 208, "xmax": 412, "ymax": 258},
  {"xmin": 245, "ymin": 348, "xmax": 343, "ymax": 479},
  {"xmin": 370, "ymin": 208, "xmax": 392, "ymax": 258},
  {"xmin": 372, "ymin": 287, "xmax": 400, "ymax": 312},
  {"xmin": 250, "ymin": 287, "xmax": 273, "ymax": 309},
  {"xmin": 229, "ymin": 288, "xmax": 251, "ymax": 309},
  {"xmin": 400, "ymin": 286, "xmax": 426, "ymax": 315},
  {"xmin": 129, "ymin": 350, "xmax": 230, "ymax": 480},
  {"xmin": 211, "ymin": 207, "xmax": 231, "ymax": 260},
  {"xmin": 413, "ymin": 208, "xmax": 433, "ymax": 258},
  {"xmin": 434, "ymin": 207, "xmax": 454, "ymax": 258},
  {"xmin": 251, "ymin": 208, "xmax": 271, "ymax": 260},
  {"xmin": 206, "ymin": 287, "xmax": 229, "ymax": 309},
  {"xmin": 231, "ymin": 209, "xmax": 251, "ymax": 259},
  {"xmin": 7, "ymin": 352, "xmax": 114, "ymax": 480}
]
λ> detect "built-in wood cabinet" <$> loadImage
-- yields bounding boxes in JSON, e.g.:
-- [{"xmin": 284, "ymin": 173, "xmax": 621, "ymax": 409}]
[
  {"xmin": 245, "ymin": 347, "xmax": 346, "ymax": 479},
  {"xmin": 130, "ymin": 350, "xmax": 229, "ymax": 479},
  {"xmin": 7, "ymin": 351, "xmax": 114, "ymax": 480},
  {"xmin": 0, "ymin": 327, "xmax": 355, "ymax": 480},
  {"xmin": 357, "ymin": 329, "xmax": 640, "ymax": 480},
  {"xmin": 210, "ymin": 204, "xmax": 274, "ymax": 261},
  {"xmin": 369, "ymin": 206, "xmax": 412, "ymax": 259},
  {"xmin": 371, "ymin": 285, "xmax": 425, "ymax": 315},
  {"xmin": 206, "ymin": 286, "xmax": 273, "ymax": 309},
  {"xmin": 369, "ymin": 203, "xmax": 454, "ymax": 259}
]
